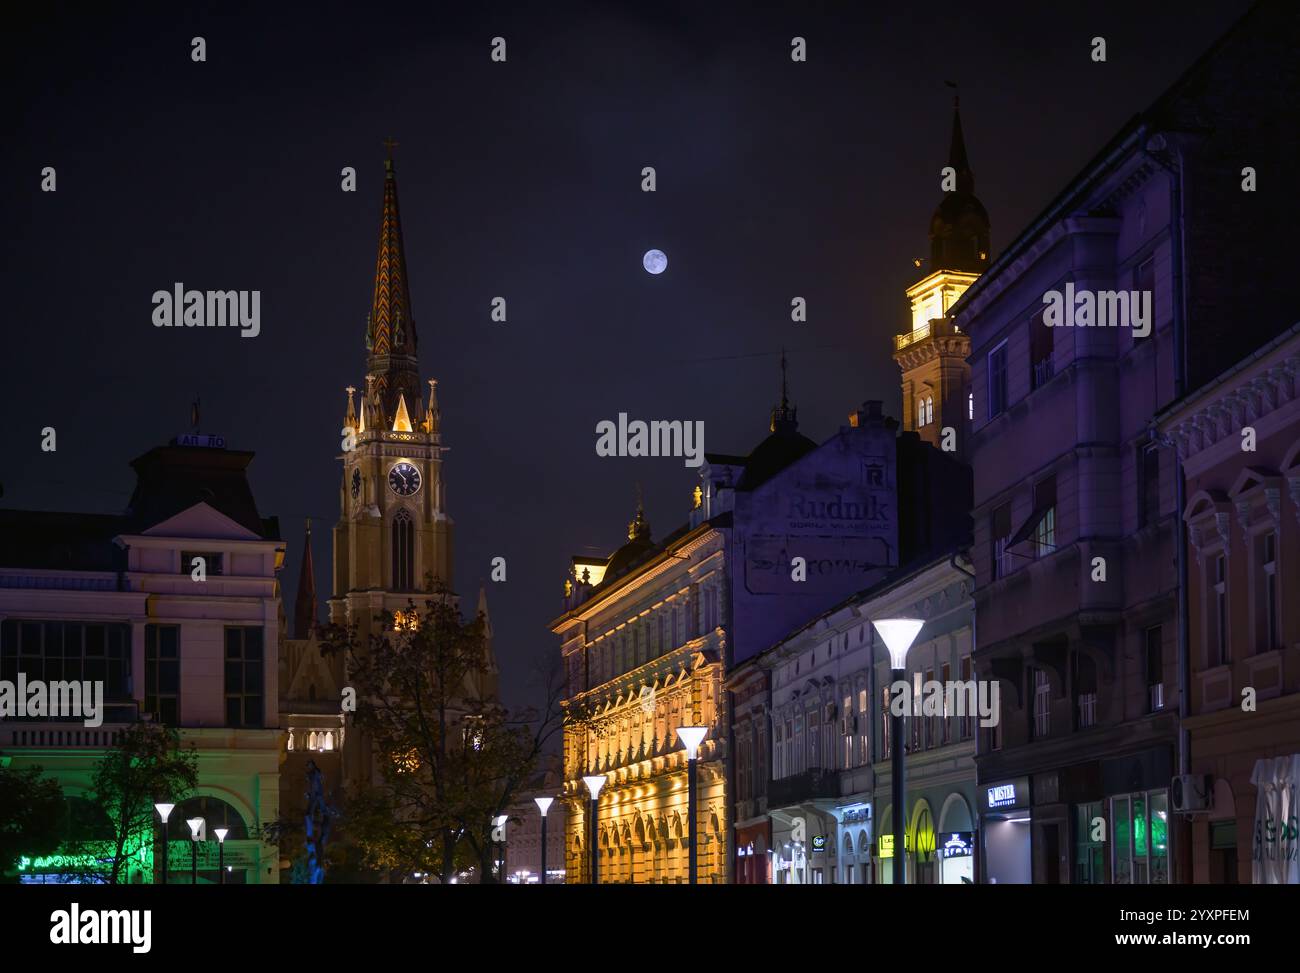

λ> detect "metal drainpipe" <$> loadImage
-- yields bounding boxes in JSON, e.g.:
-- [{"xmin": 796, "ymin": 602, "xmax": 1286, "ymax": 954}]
[{"xmin": 1145, "ymin": 133, "xmax": 1191, "ymax": 884}]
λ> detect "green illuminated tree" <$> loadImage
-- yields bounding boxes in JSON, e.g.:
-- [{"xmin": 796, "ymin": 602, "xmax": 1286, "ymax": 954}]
[
  {"xmin": 0, "ymin": 760, "xmax": 64, "ymax": 882},
  {"xmin": 89, "ymin": 722, "xmax": 198, "ymax": 884}
]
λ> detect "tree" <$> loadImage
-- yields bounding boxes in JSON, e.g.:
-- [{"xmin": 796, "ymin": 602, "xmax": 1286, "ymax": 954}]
[
  {"xmin": 319, "ymin": 585, "xmax": 563, "ymax": 883},
  {"xmin": 89, "ymin": 722, "xmax": 198, "ymax": 884},
  {"xmin": 0, "ymin": 760, "xmax": 64, "ymax": 882}
]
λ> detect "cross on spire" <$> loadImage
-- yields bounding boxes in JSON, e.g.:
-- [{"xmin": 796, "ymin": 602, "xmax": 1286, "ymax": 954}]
[{"xmin": 383, "ymin": 136, "xmax": 400, "ymax": 158}]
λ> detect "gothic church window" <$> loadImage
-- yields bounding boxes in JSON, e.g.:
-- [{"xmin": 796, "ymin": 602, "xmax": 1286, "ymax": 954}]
[{"xmin": 392, "ymin": 508, "xmax": 414, "ymax": 590}]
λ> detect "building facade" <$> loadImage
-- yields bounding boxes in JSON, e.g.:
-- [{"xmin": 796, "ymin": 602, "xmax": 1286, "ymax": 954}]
[
  {"xmin": 0, "ymin": 441, "xmax": 285, "ymax": 884},
  {"xmin": 955, "ymin": 2, "xmax": 1300, "ymax": 884},
  {"xmin": 1158, "ymin": 323, "xmax": 1300, "ymax": 883}
]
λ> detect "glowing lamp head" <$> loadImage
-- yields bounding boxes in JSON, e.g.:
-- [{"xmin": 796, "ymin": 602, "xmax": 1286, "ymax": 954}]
[
  {"xmin": 187, "ymin": 817, "xmax": 205, "ymax": 840},
  {"xmin": 154, "ymin": 802, "xmax": 175, "ymax": 823},
  {"xmin": 872, "ymin": 618, "xmax": 924, "ymax": 670},
  {"xmin": 214, "ymin": 828, "xmax": 228, "ymax": 844},
  {"xmin": 534, "ymin": 796, "xmax": 555, "ymax": 817},
  {"xmin": 582, "ymin": 775, "xmax": 606, "ymax": 800},
  {"xmin": 676, "ymin": 726, "xmax": 708, "ymax": 760}
]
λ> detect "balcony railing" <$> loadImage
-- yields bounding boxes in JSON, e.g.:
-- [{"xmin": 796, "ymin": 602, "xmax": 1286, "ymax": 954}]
[{"xmin": 768, "ymin": 767, "xmax": 841, "ymax": 807}]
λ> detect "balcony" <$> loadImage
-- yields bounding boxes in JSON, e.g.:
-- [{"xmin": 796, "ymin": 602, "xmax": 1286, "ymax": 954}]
[
  {"xmin": 768, "ymin": 767, "xmax": 841, "ymax": 807},
  {"xmin": 893, "ymin": 318, "xmax": 964, "ymax": 352}
]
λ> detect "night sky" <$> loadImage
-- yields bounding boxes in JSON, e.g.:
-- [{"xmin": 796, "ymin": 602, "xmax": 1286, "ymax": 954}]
[{"xmin": 1, "ymin": 1, "xmax": 1252, "ymax": 709}]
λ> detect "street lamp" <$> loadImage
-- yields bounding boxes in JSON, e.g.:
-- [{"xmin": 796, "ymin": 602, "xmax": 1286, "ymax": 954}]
[
  {"xmin": 872, "ymin": 617, "xmax": 923, "ymax": 886},
  {"xmin": 582, "ymin": 775, "xmax": 606, "ymax": 884},
  {"xmin": 534, "ymin": 797, "xmax": 554, "ymax": 886},
  {"xmin": 186, "ymin": 817, "xmax": 205, "ymax": 885},
  {"xmin": 154, "ymin": 803, "xmax": 175, "ymax": 885},
  {"xmin": 214, "ymin": 828, "xmax": 228, "ymax": 885},
  {"xmin": 676, "ymin": 726, "xmax": 708, "ymax": 885}
]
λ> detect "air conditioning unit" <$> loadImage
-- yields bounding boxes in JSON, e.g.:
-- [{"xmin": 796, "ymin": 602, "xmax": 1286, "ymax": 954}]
[{"xmin": 1171, "ymin": 774, "xmax": 1212, "ymax": 813}]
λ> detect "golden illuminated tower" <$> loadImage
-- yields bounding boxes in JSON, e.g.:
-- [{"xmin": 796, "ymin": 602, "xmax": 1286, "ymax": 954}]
[
  {"xmin": 894, "ymin": 97, "xmax": 988, "ymax": 459},
  {"xmin": 328, "ymin": 152, "xmax": 455, "ymax": 705}
]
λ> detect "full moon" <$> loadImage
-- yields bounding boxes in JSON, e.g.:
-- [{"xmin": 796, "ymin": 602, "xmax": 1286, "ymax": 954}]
[{"xmin": 642, "ymin": 249, "xmax": 668, "ymax": 275}]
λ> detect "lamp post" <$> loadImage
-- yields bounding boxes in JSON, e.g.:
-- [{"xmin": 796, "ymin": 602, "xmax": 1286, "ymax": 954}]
[
  {"xmin": 534, "ymin": 797, "xmax": 554, "ymax": 885},
  {"xmin": 676, "ymin": 726, "xmax": 708, "ymax": 885},
  {"xmin": 873, "ymin": 618, "xmax": 923, "ymax": 886},
  {"xmin": 154, "ymin": 803, "xmax": 175, "ymax": 885},
  {"xmin": 582, "ymin": 775, "xmax": 605, "ymax": 884},
  {"xmin": 186, "ymin": 817, "xmax": 205, "ymax": 885},
  {"xmin": 214, "ymin": 828, "xmax": 228, "ymax": 885}
]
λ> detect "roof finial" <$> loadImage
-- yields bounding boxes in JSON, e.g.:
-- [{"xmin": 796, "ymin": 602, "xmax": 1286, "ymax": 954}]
[
  {"xmin": 382, "ymin": 136, "xmax": 399, "ymax": 174},
  {"xmin": 771, "ymin": 348, "xmax": 797, "ymax": 433}
]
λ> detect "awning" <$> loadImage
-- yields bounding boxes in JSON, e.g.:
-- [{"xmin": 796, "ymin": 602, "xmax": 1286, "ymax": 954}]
[
  {"xmin": 1007, "ymin": 504, "xmax": 1052, "ymax": 548},
  {"xmin": 1251, "ymin": 754, "xmax": 1300, "ymax": 884}
]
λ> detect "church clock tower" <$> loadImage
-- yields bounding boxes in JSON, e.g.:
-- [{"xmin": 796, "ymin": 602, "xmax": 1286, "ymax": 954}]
[
  {"xmin": 894, "ymin": 97, "xmax": 989, "ymax": 460},
  {"xmin": 329, "ymin": 153, "xmax": 453, "ymax": 638}
]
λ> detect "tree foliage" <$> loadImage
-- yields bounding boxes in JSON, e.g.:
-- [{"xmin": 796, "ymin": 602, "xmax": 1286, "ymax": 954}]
[
  {"xmin": 319, "ymin": 586, "xmax": 563, "ymax": 883},
  {"xmin": 0, "ymin": 760, "xmax": 64, "ymax": 882},
  {"xmin": 89, "ymin": 722, "xmax": 198, "ymax": 884}
]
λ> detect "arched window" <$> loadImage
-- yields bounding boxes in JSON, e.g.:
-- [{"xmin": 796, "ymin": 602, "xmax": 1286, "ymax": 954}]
[
  {"xmin": 924, "ymin": 397, "xmax": 934, "ymax": 426},
  {"xmin": 917, "ymin": 398, "xmax": 926, "ymax": 428},
  {"xmin": 392, "ymin": 509, "xmax": 414, "ymax": 590},
  {"xmin": 172, "ymin": 795, "xmax": 249, "ymax": 841}
]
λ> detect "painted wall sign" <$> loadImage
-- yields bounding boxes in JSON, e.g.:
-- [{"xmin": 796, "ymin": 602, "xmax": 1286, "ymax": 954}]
[{"xmin": 939, "ymin": 831, "xmax": 974, "ymax": 858}]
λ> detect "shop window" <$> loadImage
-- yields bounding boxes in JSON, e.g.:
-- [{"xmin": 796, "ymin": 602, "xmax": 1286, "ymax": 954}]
[{"xmin": 1110, "ymin": 790, "xmax": 1169, "ymax": 884}]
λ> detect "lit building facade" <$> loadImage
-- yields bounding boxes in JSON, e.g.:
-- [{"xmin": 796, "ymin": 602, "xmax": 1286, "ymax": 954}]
[
  {"xmin": 556, "ymin": 506, "xmax": 729, "ymax": 883},
  {"xmin": 326, "ymin": 155, "xmax": 496, "ymax": 794},
  {"xmin": 0, "ymin": 442, "xmax": 285, "ymax": 884},
  {"xmin": 954, "ymin": 3, "xmax": 1300, "ymax": 884},
  {"xmin": 1158, "ymin": 323, "xmax": 1300, "ymax": 883}
]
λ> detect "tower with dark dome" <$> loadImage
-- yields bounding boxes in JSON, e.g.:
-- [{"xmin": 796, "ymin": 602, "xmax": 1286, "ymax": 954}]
[{"xmin": 894, "ymin": 95, "xmax": 990, "ymax": 460}]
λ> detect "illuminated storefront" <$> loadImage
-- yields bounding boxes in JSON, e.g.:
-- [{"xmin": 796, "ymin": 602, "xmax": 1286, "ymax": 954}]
[{"xmin": 980, "ymin": 776, "xmax": 1031, "ymax": 884}]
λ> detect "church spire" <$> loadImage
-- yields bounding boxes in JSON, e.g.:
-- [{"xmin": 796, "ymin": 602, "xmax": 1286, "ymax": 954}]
[
  {"xmin": 294, "ymin": 519, "xmax": 317, "ymax": 639},
  {"xmin": 947, "ymin": 94, "xmax": 974, "ymax": 195},
  {"xmin": 366, "ymin": 142, "xmax": 421, "ymax": 421},
  {"xmin": 929, "ymin": 89, "xmax": 990, "ymax": 274}
]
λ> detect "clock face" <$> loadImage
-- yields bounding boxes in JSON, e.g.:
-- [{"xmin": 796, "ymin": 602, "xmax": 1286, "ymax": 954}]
[
  {"xmin": 350, "ymin": 468, "xmax": 361, "ymax": 500},
  {"xmin": 388, "ymin": 462, "xmax": 422, "ymax": 497}
]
